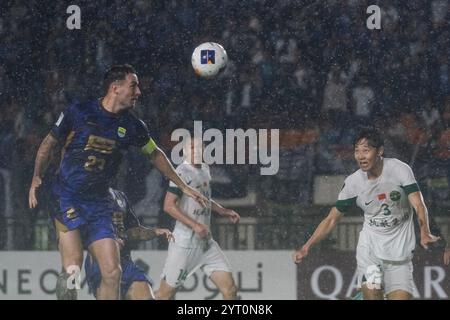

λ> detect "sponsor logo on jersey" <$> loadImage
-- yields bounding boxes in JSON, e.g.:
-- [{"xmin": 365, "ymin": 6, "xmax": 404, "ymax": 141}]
[{"xmin": 84, "ymin": 134, "xmax": 116, "ymax": 154}]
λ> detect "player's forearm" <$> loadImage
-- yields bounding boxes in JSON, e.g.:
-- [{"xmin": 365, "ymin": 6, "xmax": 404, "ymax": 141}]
[
  {"xmin": 415, "ymin": 203, "xmax": 431, "ymax": 234},
  {"xmin": 409, "ymin": 192, "xmax": 432, "ymax": 234},
  {"xmin": 152, "ymin": 149, "xmax": 188, "ymax": 191},
  {"xmin": 303, "ymin": 209, "xmax": 341, "ymax": 250},
  {"xmin": 33, "ymin": 133, "xmax": 58, "ymax": 178},
  {"xmin": 304, "ymin": 219, "xmax": 335, "ymax": 249},
  {"xmin": 211, "ymin": 200, "xmax": 226, "ymax": 216},
  {"xmin": 164, "ymin": 204, "xmax": 199, "ymax": 230},
  {"xmin": 127, "ymin": 226, "xmax": 157, "ymax": 241}
]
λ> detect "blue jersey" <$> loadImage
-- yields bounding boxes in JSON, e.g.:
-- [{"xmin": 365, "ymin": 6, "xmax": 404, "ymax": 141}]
[
  {"xmin": 108, "ymin": 188, "xmax": 141, "ymax": 261},
  {"xmin": 50, "ymin": 100, "xmax": 157, "ymax": 200},
  {"xmin": 84, "ymin": 189, "xmax": 153, "ymax": 298}
]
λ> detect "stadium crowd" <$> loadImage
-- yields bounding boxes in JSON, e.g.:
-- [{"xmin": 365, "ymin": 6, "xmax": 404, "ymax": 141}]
[{"xmin": 0, "ymin": 0, "xmax": 449, "ymax": 249}]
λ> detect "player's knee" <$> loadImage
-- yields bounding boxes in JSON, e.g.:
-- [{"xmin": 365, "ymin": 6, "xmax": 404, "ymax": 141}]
[
  {"xmin": 127, "ymin": 283, "xmax": 153, "ymax": 300},
  {"xmin": 56, "ymin": 272, "xmax": 78, "ymax": 300},
  {"xmin": 154, "ymin": 289, "xmax": 162, "ymax": 300},
  {"xmin": 61, "ymin": 253, "xmax": 83, "ymax": 270},
  {"xmin": 154, "ymin": 282, "xmax": 176, "ymax": 300},
  {"xmin": 154, "ymin": 288, "xmax": 169, "ymax": 300},
  {"xmin": 221, "ymin": 284, "xmax": 237, "ymax": 299},
  {"xmin": 101, "ymin": 264, "xmax": 122, "ymax": 285}
]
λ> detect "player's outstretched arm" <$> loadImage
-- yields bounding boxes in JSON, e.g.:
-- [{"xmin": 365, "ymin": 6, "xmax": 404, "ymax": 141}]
[
  {"xmin": 153, "ymin": 228, "xmax": 174, "ymax": 242},
  {"xmin": 292, "ymin": 207, "xmax": 343, "ymax": 264},
  {"xmin": 150, "ymin": 148, "xmax": 207, "ymax": 207},
  {"xmin": 29, "ymin": 133, "xmax": 58, "ymax": 208},
  {"xmin": 211, "ymin": 200, "xmax": 240, "ymax": 224},
  {"xmin": 163, "ymin": 191, "xmax": 209, "ymax": 238},
  {"xmin": 126, "ymin": 226, "xmax": 173, "ymax": 242},
  {"xmin": 408, "ymin": 191, "xmax": 440, "ymax": 249}
]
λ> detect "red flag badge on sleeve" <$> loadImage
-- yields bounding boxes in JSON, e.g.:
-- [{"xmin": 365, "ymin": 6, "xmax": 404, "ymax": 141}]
[{"xmin": 377, "ymin": 193, "xmax": 386, "ymax": 201}]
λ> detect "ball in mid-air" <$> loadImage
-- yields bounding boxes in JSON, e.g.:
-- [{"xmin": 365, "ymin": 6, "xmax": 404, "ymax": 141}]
[{"xmin": 191, "ymin": 42, "xmax": 228, "ymax": 78}]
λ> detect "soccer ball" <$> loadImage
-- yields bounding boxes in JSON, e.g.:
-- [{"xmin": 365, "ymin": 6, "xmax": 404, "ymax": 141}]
[{"xmin": 191, "ymin": 42, "xmax": 228, "ymax": 78}]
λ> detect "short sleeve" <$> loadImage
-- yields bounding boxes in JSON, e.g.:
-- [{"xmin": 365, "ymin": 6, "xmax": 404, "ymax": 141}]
[
  {"xmin": 50, "ymin": 105, "xmax": 76, "ymax": 141},
  {"xmin": 335, "ymin": 177, "xmax": 357, "ymax": 213},
  {"xmin": 397, "ymin": 162, "xmax": 420, "ymax": 195},
  {"xmin": 167, "ymin": 165, "xmax": 188, "ymax": 197}
]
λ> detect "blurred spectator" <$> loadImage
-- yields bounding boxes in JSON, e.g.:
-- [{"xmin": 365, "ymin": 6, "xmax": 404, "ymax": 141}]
[
  {"xmin": 322, "ymin": 66, "xmax": 348, "ymax": 113},
  {"xmin": 351, "ymin": 76, "xmax": 375, "ymax": 123}
]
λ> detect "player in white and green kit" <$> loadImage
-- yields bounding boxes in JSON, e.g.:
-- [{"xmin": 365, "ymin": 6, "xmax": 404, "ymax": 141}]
[
  {"xmin": 292, "ymin": 128, "xmax": 440, "ymax": 300},
  {"xmin": 155, "ymin": 138, "xmax": 240, "ymax": 300}
]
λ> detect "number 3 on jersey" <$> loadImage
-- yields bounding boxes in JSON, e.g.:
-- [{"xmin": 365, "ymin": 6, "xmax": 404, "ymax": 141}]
[
  {"xmin": 381, "ymin": 203, "xmax": 391, "ymax": 216},
  {"xmin": 84, "ymin": 155, "xmax": 105, "ymax": 171}
]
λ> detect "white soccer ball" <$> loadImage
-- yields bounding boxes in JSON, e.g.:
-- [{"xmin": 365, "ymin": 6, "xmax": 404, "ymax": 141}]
[{"xmin": 191, "ymin": 42, "xmax": 228, "ymax": 78}]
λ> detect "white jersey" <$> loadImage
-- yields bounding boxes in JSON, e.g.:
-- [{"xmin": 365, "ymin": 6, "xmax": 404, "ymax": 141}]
[
  {"xmin": 337, "ymin": 158, "xmax": 419, "ymax": 261},
  {"xmin": 168, "ymin": 161, "xmax": 211, "ymax": 248}
]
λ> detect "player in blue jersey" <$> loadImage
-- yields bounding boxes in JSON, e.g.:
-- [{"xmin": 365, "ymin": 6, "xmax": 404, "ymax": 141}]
[
  {"xmin": 28, "ymin": 64, "xmax": 207, "ymax": 300},
  {"xmin": 84, "ymin": 188, "xmax": 172, "ymax": 300}
]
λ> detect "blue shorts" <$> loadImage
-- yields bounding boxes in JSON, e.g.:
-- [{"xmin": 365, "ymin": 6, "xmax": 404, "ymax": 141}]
[
  {"xmin": 84, "ymin": 254, "xmax": 152, "ymax": 298},
  {"xmin": 49, "ymin": 190, "xmax": 116, "ymax": 248}
]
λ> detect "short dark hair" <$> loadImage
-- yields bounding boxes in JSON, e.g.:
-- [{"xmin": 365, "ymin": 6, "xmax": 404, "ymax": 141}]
[
  {"xmin": 103, "ymin": 64, "xmax": 137, "ymax": 93},
  {"xmin": 353, "ymin": 127, "xmax": 384, "ymax": 148}
]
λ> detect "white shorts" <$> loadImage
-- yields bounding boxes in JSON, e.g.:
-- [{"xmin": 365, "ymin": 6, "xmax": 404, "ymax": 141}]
[
  {"xmin": 356, "ymin": 239, "xmax": 415, "ymax": 295},
  {"xmin": 160, "ymin": 239, "xmax": 232, "ymax": 288}
]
